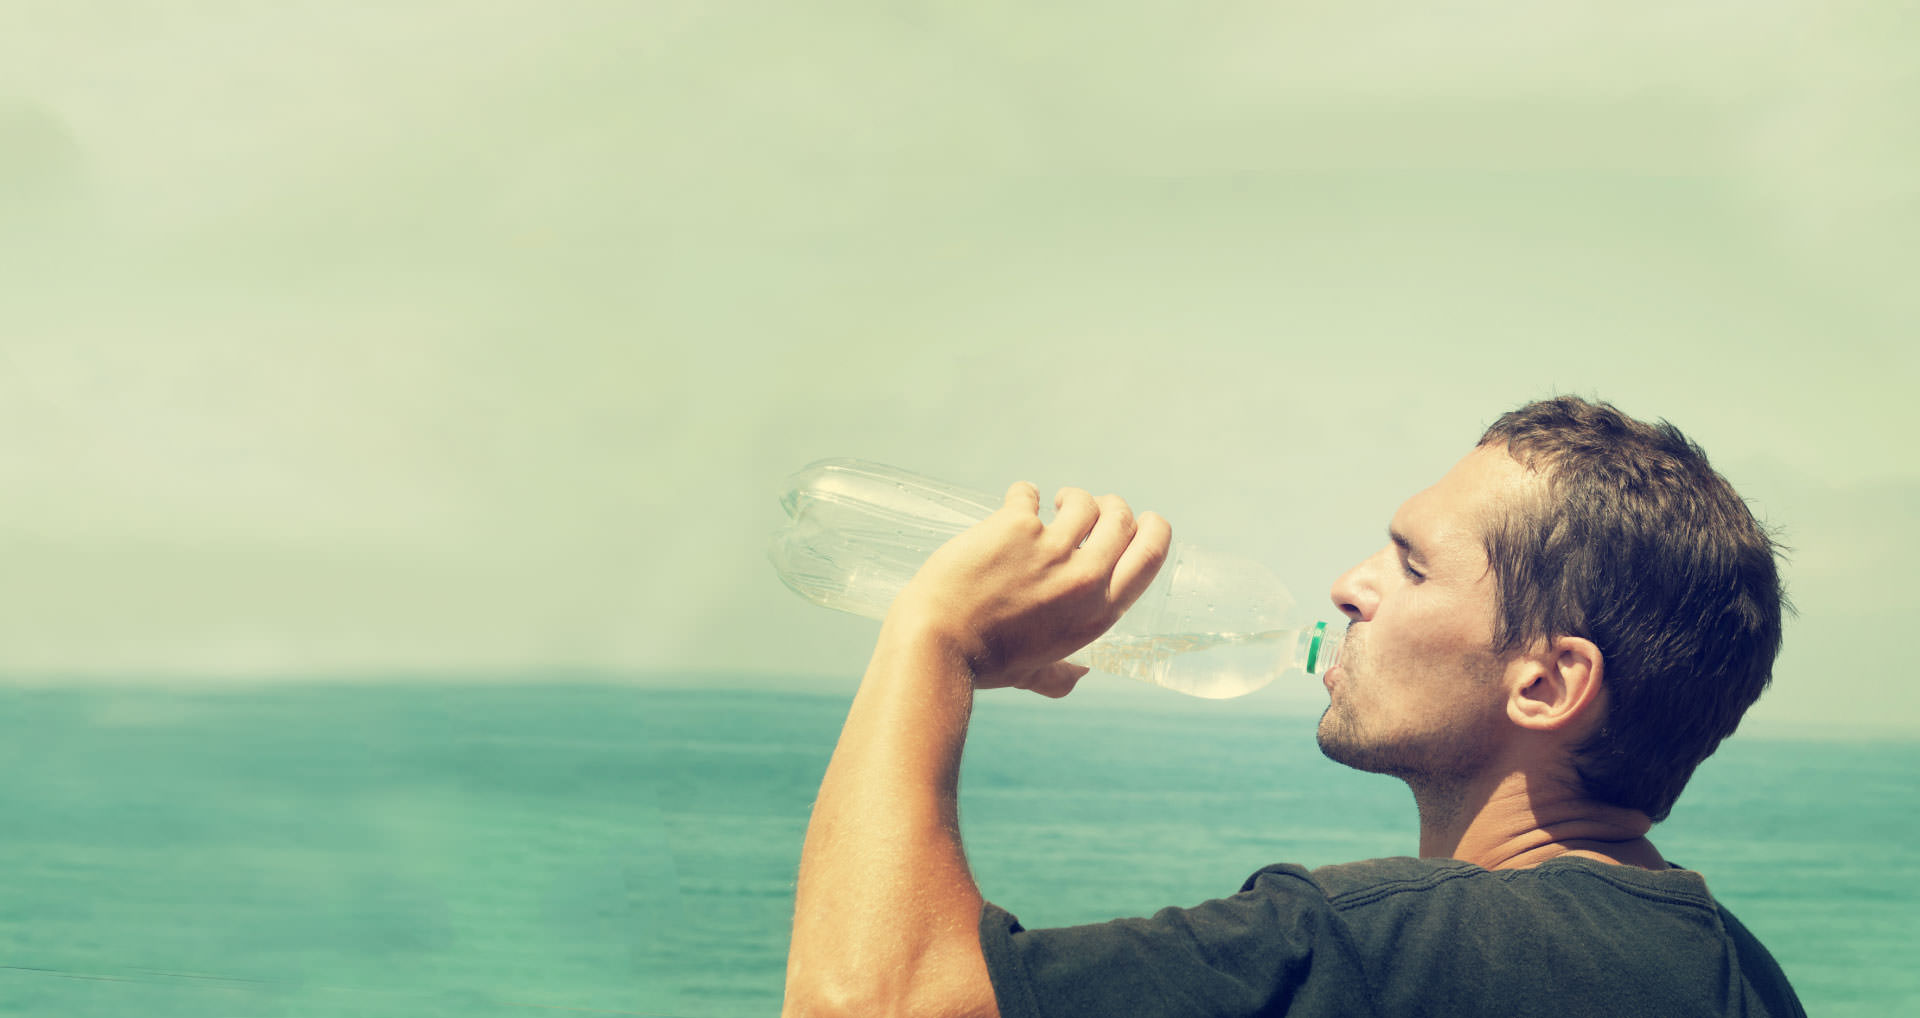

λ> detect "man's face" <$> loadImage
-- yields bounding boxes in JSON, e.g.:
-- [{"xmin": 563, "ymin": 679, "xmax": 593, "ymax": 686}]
[{"xmin": 1317, "ymin": 445, "xmax": 1539, "ymax": 785}]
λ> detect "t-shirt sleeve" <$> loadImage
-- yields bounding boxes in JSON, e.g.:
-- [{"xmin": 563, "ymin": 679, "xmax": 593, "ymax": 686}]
[{"xmin": 978, "ymin": 866, "xmax": 1378, "ymax": 1018}]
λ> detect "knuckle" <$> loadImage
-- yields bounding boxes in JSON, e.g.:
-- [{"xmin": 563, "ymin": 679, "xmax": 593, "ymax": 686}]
[{"xmin": 1065, "ymin": 564, "xmax": 1106, "ymax": 593}]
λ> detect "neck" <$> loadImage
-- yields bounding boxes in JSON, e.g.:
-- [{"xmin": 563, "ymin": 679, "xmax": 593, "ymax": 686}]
[{"xmin": 1410, "ymin": 767, "xmax": 1665, "ymax": 871}]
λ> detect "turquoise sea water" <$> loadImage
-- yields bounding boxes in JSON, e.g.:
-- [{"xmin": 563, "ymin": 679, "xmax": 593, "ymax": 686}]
[{"xmin": 0, "ymin": 681, "xmax": 1913, "ymax": 1016}]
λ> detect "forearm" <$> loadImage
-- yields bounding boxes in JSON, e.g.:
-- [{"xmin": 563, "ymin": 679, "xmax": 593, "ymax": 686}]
[
  {"xmin": 783, "ymin": 617, "xmax": 995, "ymax": 1017},
  {"xmin": 782, "ymin": 482, "xmax": 1164, "ymax": 1015}
]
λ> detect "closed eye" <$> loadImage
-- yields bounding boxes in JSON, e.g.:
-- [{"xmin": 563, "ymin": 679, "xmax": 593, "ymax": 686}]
[{"xmin": 1389, "ymin": 527, "xmax": 1426, "ymax": 582}]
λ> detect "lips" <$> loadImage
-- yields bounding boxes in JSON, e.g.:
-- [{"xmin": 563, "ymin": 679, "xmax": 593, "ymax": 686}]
[{"xmin": 1323, "ymin": 628, "xmax": 1355, "ymax": 694}]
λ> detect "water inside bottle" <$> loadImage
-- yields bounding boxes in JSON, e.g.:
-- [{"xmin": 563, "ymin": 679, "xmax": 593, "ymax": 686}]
[
  {"xmin": 1079, "ymin": 630, "xmax": 1294, "ymax": 684},
  {"xmin": 1073, "ymin": 623, "xmax": 1339, "ymax": 698}
]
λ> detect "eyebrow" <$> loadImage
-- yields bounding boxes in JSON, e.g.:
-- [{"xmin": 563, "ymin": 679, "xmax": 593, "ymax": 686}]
[{"xmin": 1389, "ymin": 528, "xmax": 1422, "ymax": 560}]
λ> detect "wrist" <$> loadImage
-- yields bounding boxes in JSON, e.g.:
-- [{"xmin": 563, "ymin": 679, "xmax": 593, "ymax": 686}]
[{"xmin": 875, "ymin": 604, "xmax": 986, "ymax": 683}]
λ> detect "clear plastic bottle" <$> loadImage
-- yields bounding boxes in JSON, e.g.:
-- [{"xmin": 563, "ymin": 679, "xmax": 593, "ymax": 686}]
[{"xmin": 768, "ymin": 458, "xmax": 1341, "ymax": 699}]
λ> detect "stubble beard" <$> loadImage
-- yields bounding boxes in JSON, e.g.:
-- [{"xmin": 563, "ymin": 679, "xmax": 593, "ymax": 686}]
[
  {"xmin": 1318, "ymin": 704, "xmax": 1490, "ymax": 784},
  {"xmin": 1315, "ymin": 641, "xmax": 1504, "ymax": 789}
]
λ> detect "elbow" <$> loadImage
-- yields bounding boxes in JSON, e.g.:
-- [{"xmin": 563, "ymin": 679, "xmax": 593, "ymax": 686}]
[
  {"xmin": 782, "ymin": 975, "xmax": 914, "ymax": 1018},
  {"xmin": 783, "ymin": 920, "xmax": 999, "ymax": 1018},
  {"xmin": 780, "ymin": 976, "xmax": 862, "ymax": 1018},
  {"xmin": 782, "ymin": 953, "xmax": 895, "ymax": 1018},
  {"xmin": 783, "ymin": 963, "xmax": 996, "ymax": 1018}
]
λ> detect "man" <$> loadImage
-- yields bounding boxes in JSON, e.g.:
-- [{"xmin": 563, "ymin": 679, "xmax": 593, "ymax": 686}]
[{"xmin": 781, "ymin": 396, "xmax": 1805, "ymax": 1017}]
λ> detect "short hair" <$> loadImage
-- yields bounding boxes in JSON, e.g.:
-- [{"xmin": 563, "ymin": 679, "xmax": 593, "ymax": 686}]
[{"xmin": 1478, "ymin": 396, "xmax": 1788, "ymax": 822}]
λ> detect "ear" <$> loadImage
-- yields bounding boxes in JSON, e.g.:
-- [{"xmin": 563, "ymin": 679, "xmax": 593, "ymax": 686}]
[{"xmin": 1506, "ymin": 636, "xmax": 1604, "ymax": 734}]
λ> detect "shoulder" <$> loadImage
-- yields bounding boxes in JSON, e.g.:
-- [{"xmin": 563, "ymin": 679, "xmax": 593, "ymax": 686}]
[
  {"xmin": 983, "ymin": 859, "xmax": 1778, "ymax": 1018},
  {"xmin": 1292, "ymin": 855, "xmax": 1482, "ymax": 902},
  {"xmin": 1279, "ymin": 858, "xmax": 1748, "ymax": 1016},
  {"xmin": 1237, "ymin": 856, "xmax": 1499, "ymax": 910},
  {"xmin": 1279, "ymin": 855, "xmax": 1717, "ymax": 909},
  {"xmin": 1284, "ymin": 856, "xmax": 1726, "ymax": 971}
]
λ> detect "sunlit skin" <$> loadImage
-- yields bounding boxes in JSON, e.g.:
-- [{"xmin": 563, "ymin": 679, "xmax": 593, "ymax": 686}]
[{"xmin": 1322, "ymin": 445, "xmax": 1666, "ymax": 870}]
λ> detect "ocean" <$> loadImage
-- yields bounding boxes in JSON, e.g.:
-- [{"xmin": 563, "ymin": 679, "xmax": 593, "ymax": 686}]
[{"xmin": 0, "ymin": 681, "xmax": 1912, "ymax": 1016}]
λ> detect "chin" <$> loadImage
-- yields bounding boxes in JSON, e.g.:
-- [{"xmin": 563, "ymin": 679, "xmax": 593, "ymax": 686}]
[
  {"xmin": 1314, "ymin": 708, "xmax": 1365, "ymax": 766},
  {"xmin": 1317, "ymin": 707, "xmax": 1416, "ymax": 778}
]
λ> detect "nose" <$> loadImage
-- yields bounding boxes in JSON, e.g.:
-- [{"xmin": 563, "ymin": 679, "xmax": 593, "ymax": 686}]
[{"xmin": 1330, "ymin": 550, "xmax": 1383, "ymax": 622}]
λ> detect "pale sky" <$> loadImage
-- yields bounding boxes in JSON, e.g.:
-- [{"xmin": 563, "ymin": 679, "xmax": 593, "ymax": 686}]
[{"xmin": 3, "ymin": 2, "xmax": 1915, "ymax": 734}]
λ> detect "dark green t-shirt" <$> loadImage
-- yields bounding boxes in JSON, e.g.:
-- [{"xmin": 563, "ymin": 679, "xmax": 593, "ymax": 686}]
[{"xmin": 981, "ymin": 856, "xmax": 1805, "ymax": 1018}]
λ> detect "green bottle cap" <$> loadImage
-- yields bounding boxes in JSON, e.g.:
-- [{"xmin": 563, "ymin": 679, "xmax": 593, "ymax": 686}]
[{"xmin": 1305, "ymin": 620, "xmax": 1328, "ymax": 673}]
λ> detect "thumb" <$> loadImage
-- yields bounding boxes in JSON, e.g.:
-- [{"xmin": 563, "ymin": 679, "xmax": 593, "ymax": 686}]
[{"xmin": 1017, "ymin": 662, "xmax": 1090, "ymax": 699}]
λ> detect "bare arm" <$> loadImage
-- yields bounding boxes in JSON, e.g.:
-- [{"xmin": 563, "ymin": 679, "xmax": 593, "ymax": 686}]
[{"xmin": 781, "ymin": 482, "xmax": 1170, "ymax": 1018}]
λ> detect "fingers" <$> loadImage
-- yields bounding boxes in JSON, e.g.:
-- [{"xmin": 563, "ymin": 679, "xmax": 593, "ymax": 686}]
[
  {"xmin": 1112, "ymin": 511, "xmax": 1172, "ymax": 608},
  {"xmin": 1051, "ymin": 489, "xmax": 1163, "ymax": 601},
  {"xmin": 1077, "ymin": 493, "xmax": 1135, "ymax": 563},
  {"xmin": 967, "ymin": 479, "xmax": 1166, "ymax": 700},
  {"xmin": 1003, "ymin": 480, "xmax": 1040, "ymax": 515},
  {"xmin": 1050, "ymin": 487, "xmax": 1101, "ymax": 549}
]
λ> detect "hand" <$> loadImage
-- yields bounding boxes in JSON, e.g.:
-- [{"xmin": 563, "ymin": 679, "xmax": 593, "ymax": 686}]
[{"xmin": 885, "ymin": 481, "xmax": 1171, "ymax": 697}]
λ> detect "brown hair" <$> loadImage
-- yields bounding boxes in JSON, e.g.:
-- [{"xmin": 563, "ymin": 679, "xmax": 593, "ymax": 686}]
[{"xmin": 1478, "ymin": 396, "xmax": 1788, "ymax": 821}]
